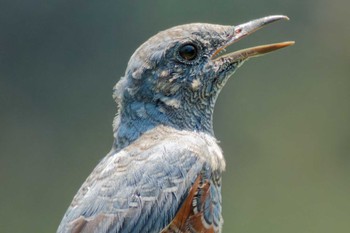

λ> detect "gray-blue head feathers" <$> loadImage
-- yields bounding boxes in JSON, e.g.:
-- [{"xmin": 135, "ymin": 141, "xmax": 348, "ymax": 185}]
[{"xmin": 113, "ymin": 16, "xmax": 294, "ymax": 149}]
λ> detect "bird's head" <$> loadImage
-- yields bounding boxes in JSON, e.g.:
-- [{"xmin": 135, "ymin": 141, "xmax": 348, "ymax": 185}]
[{"xmin": 113, "ymin": 15, "xmax": 294, "ymax": 148}]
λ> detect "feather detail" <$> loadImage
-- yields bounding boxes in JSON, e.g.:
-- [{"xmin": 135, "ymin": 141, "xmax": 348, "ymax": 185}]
[{"xmin": 161, "ymin": 175, "xmax": 216, "ymax": 233}]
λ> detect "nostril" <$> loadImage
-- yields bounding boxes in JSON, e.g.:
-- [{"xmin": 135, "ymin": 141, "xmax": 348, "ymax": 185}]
[{"xmin": 235, "ymin": 28, "xmax": 242, "ymax": 34}]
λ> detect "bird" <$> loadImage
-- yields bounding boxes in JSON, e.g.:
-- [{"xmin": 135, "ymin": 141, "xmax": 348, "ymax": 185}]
[{"xmin": 57, "ymin": 15, "xmax": 294, "ymax": 233}]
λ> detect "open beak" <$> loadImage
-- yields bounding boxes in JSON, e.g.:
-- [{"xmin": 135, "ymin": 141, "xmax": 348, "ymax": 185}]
[{"xmin": 212, "ymin": 15, "xmax": 294, "ymax": 61}]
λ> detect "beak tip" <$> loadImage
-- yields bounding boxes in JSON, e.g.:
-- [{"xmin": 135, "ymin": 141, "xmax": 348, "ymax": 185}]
[
  {"xmin": 282, "ymin": 41, "xmax": 295, "ymax": 46},
  {"xmin": 267, "ymin": 15, "xmax": 290, "ymax": 23},
  {"xmin": 280, "ymin": 15, "xmax": 290, "ymax": 21}
]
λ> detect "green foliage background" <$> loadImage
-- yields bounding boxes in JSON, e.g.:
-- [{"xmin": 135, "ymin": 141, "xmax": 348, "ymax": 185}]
[{"xmin": 1, "ymin": 0, "xmax": 349, "ymax": 232}]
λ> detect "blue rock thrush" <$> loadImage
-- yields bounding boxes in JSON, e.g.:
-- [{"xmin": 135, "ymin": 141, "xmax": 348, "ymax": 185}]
[{"xmin": 57, "ymin": 15, "xmax": 294, "ymax": 233}]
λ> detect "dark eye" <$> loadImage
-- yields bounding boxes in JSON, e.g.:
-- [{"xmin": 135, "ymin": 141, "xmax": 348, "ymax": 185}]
[{"xmin": 179, "ymin": 43, "xmax": 198, "ymax": 61}]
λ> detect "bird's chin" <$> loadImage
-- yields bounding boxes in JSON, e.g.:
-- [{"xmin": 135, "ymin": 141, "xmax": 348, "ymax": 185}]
[{"xmin": 205, "ymin": 60, "xmax": 242, "ymax": 91}]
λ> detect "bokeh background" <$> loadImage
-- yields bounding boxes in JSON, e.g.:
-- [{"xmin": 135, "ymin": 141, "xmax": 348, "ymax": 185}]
[{"xmin": 1, "ymin": 0, "xmax": 349, "ymax": 232}]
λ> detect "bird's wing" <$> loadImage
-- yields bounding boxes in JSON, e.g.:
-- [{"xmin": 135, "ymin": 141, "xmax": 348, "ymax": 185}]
[
  {"xmin": 161, "ymin": 169, "xmax": 223, "ymax": 233},
  {"xmin": 57, "ymin": 131, "xmax": 223, "ymax": 233}
]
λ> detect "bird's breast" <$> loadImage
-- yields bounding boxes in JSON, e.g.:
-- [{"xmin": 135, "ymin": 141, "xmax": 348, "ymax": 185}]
[{"xmin": 123, "ymin": 125, "xmax": 226, "ymax": 173}]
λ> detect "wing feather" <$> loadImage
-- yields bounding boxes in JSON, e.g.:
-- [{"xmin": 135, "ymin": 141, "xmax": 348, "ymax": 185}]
[
  {"xmin": 58, "ymin": 126, "xmax": 224, "ymax": 233},
  {"xmin": 58, "ymin": 138, "xmax": 205, "ymax": 233}
]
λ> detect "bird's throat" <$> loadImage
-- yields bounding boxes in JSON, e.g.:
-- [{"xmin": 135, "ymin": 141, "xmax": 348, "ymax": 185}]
[{"xmin": 113, "ymin": 100, "xmax": 215, "ymax": 150}]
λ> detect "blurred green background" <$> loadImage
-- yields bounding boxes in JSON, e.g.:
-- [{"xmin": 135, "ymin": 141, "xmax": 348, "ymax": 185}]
[{"xmin": 1, "ymin": 0, "xmax": 349, "ymax": 232}]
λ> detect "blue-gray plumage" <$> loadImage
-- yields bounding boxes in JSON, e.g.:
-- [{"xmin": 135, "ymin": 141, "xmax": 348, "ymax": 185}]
[{"xmin": 58, "ymin": 15, "xmax": 294, "ymax": 233}]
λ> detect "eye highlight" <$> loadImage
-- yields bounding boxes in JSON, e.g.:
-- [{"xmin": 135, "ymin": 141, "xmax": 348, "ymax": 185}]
[{"xmin": 178, "ymin": 43, "xmax": 198, "ymax": 61}]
